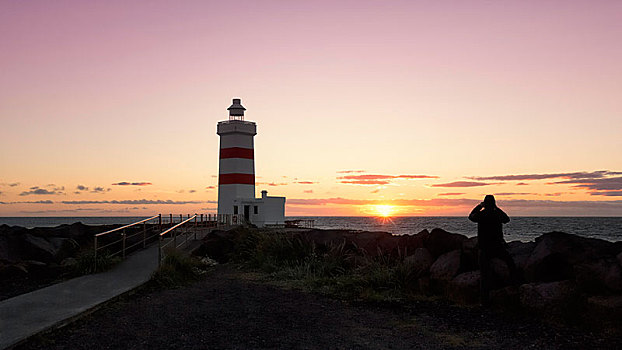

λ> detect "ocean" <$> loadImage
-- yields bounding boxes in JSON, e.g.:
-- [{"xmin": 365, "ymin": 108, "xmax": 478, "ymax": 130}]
[{"xmin": 1, "ymin": 216, "xmax": 621, "ymax": 243}]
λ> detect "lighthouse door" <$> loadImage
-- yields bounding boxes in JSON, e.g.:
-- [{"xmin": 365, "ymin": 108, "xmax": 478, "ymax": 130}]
[{"xmin": 244, "ymin": 205, "xmax": 250, "ymax": 223}]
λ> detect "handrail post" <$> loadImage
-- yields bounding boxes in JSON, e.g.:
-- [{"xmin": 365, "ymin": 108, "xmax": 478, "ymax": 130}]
[
  {"xmin": 158, "ymin": 235, "xmax": 162, "ymax": 267},
  {"xmin": 158, "ymin": 214, "xmax": 162, "ymax": 233},
  {"xmin": 170, "ymin": 213, "xmax": 173, "ymax": 226},
  {"xmin": 180, "ymin": 214, "xmax": 182, "ymax": 223},
  {"xmin": 194, "ymin": 214, "xmax": 198, "ymax": 240},
  {"xmin": 122, "ymin": 229, "xmax": 126, "ymax": 258},
  {"xmin": 143, "ymin": 222, "xmax": 147, "ymax": 248},
  {"xmin": 93, "ymin": 235, "xmax": 98, "ymax": 272}
]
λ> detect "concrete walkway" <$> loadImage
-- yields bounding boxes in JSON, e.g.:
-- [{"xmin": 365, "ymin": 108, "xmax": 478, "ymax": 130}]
[{"xmin": 0, "ymin": 246, "xmax": 159, "ymax": 349}]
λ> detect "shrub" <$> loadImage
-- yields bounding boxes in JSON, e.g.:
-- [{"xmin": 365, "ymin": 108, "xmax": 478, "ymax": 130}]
[
  {"xmin": 151, "ymin": 248, "xmax": 206, "ymax": 288},
  {"xmin": 73, "ymin": 251, "xmax": 122, "ymax": 275}
]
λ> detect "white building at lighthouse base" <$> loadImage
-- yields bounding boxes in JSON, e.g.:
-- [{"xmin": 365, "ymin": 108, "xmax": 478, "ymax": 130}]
[{"xmin": 232, "ymin": 190, "xmax": 285, "ymax": 227}]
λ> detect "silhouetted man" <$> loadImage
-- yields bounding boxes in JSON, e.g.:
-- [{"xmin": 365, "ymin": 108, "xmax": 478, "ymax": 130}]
[{"xmin": 469, "ymin": 195, "xmax": 518, "ymax": 304}]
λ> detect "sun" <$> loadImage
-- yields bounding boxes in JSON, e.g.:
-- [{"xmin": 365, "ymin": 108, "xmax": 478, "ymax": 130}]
[{"xmin": 374, "ymin": 205, "xmax": 394, "ymax": 217}]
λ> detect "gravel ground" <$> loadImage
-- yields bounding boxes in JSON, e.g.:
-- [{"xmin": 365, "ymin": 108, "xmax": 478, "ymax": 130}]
[{"xmin": 16, "ymin": 265, "xmax": 621, "ymax": 350}]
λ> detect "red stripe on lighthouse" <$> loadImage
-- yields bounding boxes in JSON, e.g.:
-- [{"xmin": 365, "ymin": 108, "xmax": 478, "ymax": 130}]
[
  {"xmin": 220, "ymin": 147, "xmax": 254, "ymax": 159},
  {"xmin": 219, "ymin": 173, "xmax": 255, "ymax": 185}
]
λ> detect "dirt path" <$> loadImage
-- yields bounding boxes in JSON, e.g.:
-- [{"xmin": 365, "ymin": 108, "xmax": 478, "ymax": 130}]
[{"xmin": 17, "ymin": 265, "xmax": 619, "ymax": 350}]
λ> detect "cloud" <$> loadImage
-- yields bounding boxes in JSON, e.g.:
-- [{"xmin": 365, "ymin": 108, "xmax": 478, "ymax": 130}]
[
  {"xmin": 9, "ymin": 183, "xmax": 19, "ymax": 187},
  {"xmin": 303, "ymin": 190, "xmax": 314, "ymax": 193},
  {"xmin": 295, "ymin": 181, "xmax": 317, "ymax": 185},
  {"xmin": 431, "ymin": 181, "xmax": 497, "ymax": 188},
  {"xmin": 516, "ymin": 183, "xmax": 529, "ymax": 186},
  {"xmin": 76, "ymin": 185, "xmax": 88, "ymax": 191},
  {"xmin": 287, "ymin": 197, "xmax": 480, "ymax": 207},
  {"xmin": 469, "ymin": 170, "xmax": 621, "ymax": 181},
  {"xmin": 112, "ymin": 182, "xmax": 152, "ymax": 186},
  {"xmin": 371, "ymin": 189, "xmax": 380, "ymax": 193},
  {"xmin": 493, "ymin": 193, "xmax": 534, "ymax": 196},
  {"xmin": 61, "ymin": 199, "xmax": 215, "ymax": 205},
  {"xmin": 205, "ymin": 186, "xmax": 216, "ymax": 190},
  {"xmin": 337, "ymin": 170, "xmax": 366, "ymax": 174},
  {"xmin": 338, "ymin": 174, "xmax": 438, "ymax": 185},
  {"xmin": 553, "ymin": 176, "xmax": 622, "ymax": 191},
  {"xmin": 91, "ymin": 187, "xmax": 110, "ymax": 193},
  {"xmin": 438, "ymin": 193, "xmax": 465, "ymax": 196},
  {"xmin": 19, "ymin": 188, "xmax": 58, "ymax": 196},
  {"xmin": 590, "ymin": 191, "xmax": 622, "ymax": 196},
  {"xmin": 189, "ymin": 190, "xmax": 196, "ymax": 193},
  {"xmin": 0, "ymin": 200, "xmax": 55, "ymax": 204},
  {"xmin": 257, "ymin": 182, "xmax": 288, "ymax": 186},
  {"xmin": 340, "ymin": 180, "xmax": 391, "ymax": 185}
]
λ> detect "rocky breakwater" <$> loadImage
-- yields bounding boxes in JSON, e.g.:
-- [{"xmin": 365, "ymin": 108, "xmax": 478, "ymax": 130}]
[
  {"xmin": 0, "ymin": 223, "xmax": 121, "ymax": 299},
  {"xmin": 201, "ymin": 227, "xmax": 622, "ymax": 323}
]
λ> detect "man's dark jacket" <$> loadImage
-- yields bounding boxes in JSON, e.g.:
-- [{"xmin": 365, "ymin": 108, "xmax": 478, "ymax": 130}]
[{"xmin": 468, "ymin": 206, "xmax": 510, "ymax": 250}]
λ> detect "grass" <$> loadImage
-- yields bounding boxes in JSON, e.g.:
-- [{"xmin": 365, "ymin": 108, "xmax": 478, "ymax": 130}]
[
  {"xmin": 151, "ymin": 248, "xmax": 213, "ymax": 288},
  {"xmin": 73, "ymin": 251, "xmax": 122, "ymax": 275},
  {"xmin": 228, "ymin": 227, "xmax": 433, "ymax": 303}
]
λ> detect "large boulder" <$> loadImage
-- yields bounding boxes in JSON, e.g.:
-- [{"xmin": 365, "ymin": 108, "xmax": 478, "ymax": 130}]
[
  {"xmin": 507, "ymin": 240, "xmax": 536, "ymax": 272},
  {"xmin": 22, "ymin": 234, "xmax": 58, "ymax": 263},
  {"xmin": 574, "ymin": 258, "xmax": 622, "ymax": 293},
  {"xmin": 523, "ymin": 232, "xmax": 619, "ymax": 283},
  {"xmin": 460, "ymin": 236, "xmax": 479, "ymax": 272},
  {"xmin": 519, "ymin": 280, "xmax": 580, "ymax": 313},
  {"xmin": 430, "ymin": 249, "xmax": 462, "ymax": 292},
  {"xmin": 448, "ymin": 270, "xmax": 480, "ymax": 304},
  {"xmin": 489, "ymin": 286, "xmax": 520, "ymax": 309},
  {"xmin": 49, "ymin": 237, "xmax": 80, "ymax": 261},
  {"xmin": 196, "ymin": 229, "xmax": 235, "ymax": 262},
  {"xmin": 403, "ymin": 248, "xmax": 433, "ymax": 275},
  {"xmin": 490, "ymin": 258, "xmax": 511, "ymax": 286},
  {"xmin": 396, "ymin": 230, "xmax": 428, "ymax": 256},
  {"xmin": 586, "ymin": 295, "xmax": 622, "ymax": 324},
  {"xmin": 425, "ymin": 228, "xmax": 468, "ymax": 258}
]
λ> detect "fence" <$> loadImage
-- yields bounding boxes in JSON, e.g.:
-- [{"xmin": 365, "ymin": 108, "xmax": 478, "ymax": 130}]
[{"xmin": 93, "ymin": 213, "xmax": 241, "ymax": 270}]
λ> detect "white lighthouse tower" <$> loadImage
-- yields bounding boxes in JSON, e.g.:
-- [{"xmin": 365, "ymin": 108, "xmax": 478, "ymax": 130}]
[{"xmin": 216, "ymin": 98, "xmax": 285, "ymax": 226}]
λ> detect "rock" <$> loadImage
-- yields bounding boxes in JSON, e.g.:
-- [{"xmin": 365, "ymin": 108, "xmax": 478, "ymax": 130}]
[
  {"xmin": 22, "ymin": 234, "xmax": 58, "ymax": 263},
  {"xmin": 417, "ymin": 276, "xmax": 431, "ymax": 295},
  {"xmin": 617, "ymin": 251, "xmax": 622, "ymax": 267},
  {"xmin": 430, "ymin": 250, "xmax": 462, "ymax": 293},
  {"xmin": 24, "ymin": 260, "xmax": 48, "ymax": 275},
  {"xmin": 0, "ymin": 263, "xmax": 29, "ymax": 279},
  {"xmin": 523, "ymin": 232, "xmax": 619, "ymax": 283},
  {"xmin": 61, "ymin": 257, "xmax": 78, "ymax": 267},
  {"xmin": 489, "ymin": 286, "xmax": 520, "ymax": 309},
  {"xmin": 574, "ymin": 259, "xmax": 622, "ymax": 293},
  {"xmin": 403, "ymin": 248, "xmax": 433, "ymax": 275},
  {"xmin": 507, "ymin": 240, "xmax": 536, "ymax": 271},
  {"xmin": 460, "ymin": 237, "xmax": 479, "ymax": 272},
  {"xmin": 396, "ymin": 230, "xmax": 428, "ymax": 256},
  {"xmin": 586, "ymin": 295, "xmax": 622, "ymax": 323},
  {"xmin": 425, "ymin": 229, "xmax": 468, "ymax": 258},
  {"xmin": 49, "ymin": 237, "xmax": 80, "ymax": 260},
  {"xmin": 448, "ymin": 270, "xmax": 480, "ymax": 304},
  {"xmin": 197, "ymin": 230, "xmax": 235, "ymax": 262},
  {"xmin": 490, "ymin": 258, "xmax": 511, "ymax": 286},
  {"xmin": 519, "ymin": 280, "xmax": 580, "ymax": 313}
]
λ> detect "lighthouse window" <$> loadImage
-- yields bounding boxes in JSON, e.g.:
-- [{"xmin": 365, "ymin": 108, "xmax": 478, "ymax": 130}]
[
  {"xmin": 233, "ymin": 206, "xmax": 238, "ymax": 214},
  {"xmin": 254, "ymin": 206, "xmax": 258, "ymax": 214}
]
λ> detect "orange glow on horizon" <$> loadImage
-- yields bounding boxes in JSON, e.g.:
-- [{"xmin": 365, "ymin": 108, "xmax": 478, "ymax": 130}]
[{"xmin": 374, "ymin": 205, "xmax": 395, "ymax": 218}]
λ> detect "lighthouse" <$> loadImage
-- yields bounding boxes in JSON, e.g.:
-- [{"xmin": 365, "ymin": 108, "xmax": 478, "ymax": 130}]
[{"xmin": 216, "ymin": 98, "xmax": 285, "ymax": 226}]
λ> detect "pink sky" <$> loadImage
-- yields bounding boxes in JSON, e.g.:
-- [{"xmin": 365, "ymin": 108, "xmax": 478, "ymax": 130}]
[{"xmin": 1, "ymin": 1, "xmax": 621, "ymax": 216}]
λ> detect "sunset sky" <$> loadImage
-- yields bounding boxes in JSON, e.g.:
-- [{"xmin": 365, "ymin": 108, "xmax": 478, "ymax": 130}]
[{"xmin": 1, "ymin": 0, "xmax": 621, "ymax": 217}]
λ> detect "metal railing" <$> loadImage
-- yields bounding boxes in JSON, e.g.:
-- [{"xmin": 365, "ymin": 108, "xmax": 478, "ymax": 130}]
[
  {"xmin": 158, "ymin": 213, "xmax": 239, "ymax": 265},
  {"xmin": 93, "ymin": 213, "xmax": 242, "ymax": 269},
  {"xmin": 93, "ymin": 215, "xmax": 161, "ymax": 270}
]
